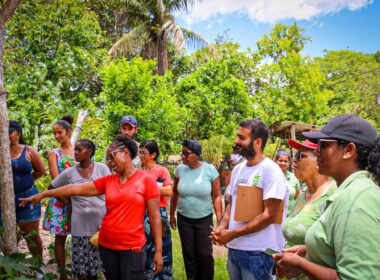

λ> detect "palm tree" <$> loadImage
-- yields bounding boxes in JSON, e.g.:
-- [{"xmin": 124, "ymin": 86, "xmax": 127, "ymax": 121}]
[{"xmin": 108, "ymin": 0, "xmax": 208, "ymax": 75}]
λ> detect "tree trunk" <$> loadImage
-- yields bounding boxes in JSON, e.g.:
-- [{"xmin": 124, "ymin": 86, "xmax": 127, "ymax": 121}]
[
  {"xmin": 157, "ymin": 34, "xmax": 169, "ymax": 76},
  {"xmin": 0, "ymin": 0, "xmax": 23, "ymax": 255},
  {"xmin": 70, "ymin": 108, "xmax": 92, "ymax": 145},
  {"xmin": 0, "ymin": 30, "xmax": 18, "ymax": 256}
]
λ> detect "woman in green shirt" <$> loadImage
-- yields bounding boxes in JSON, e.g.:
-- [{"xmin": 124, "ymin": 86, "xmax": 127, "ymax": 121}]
[
  {"xmin": 274, "ymin": 114, "xmax": 380, "ymax": 280},
  {"xmin": 282, "ymin": 139, "xmax": 335, "ymax": 249},
  {"xmin": 275, "ymin": 149, "xmax": 300, "ymax": 212}
]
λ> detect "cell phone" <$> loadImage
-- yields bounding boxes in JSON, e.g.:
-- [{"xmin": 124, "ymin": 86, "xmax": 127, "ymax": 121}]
[{"xmin": 264, "ymin": 248, "xmax": 279, "ymax": 256}]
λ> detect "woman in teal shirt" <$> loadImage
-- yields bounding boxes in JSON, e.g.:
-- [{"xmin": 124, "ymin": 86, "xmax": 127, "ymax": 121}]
[
  {"xmin": 170, "ymin": 140, "xmax": 222, "ymax": 280},
  {"xmin": 274, "ymin": 114, "xmax": 380, "ymax": 280}
]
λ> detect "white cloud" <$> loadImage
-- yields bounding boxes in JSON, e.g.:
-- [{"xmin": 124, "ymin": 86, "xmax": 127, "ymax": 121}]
[{"xmin": 179, "ymin": 0, "xmax": 373, "ymax": 25}]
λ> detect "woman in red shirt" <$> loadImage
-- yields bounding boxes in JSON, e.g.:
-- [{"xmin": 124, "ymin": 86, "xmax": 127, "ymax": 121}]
[
  {"xmin": 139, "ymin": 140, "xmax": 173, "ymax": 279},
  {"xmin": 20, "ymin": 135, "xmax": 163, "ymax": 280}
]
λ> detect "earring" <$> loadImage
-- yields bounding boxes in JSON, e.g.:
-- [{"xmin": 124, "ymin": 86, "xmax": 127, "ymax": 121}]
[{"xmin": 343, "ymin": 155, "xmax": 348, "ymax": 159}]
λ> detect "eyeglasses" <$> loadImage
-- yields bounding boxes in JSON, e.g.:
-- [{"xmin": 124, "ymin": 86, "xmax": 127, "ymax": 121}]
[
  {"xmin": 295, "ymin": 151, "xmax": 314, "ymax": 161},
  {"xmin": 139, "ymin": 152, "xmax": 150, "ymax": 157},
  {"xmin": 106, "ymin": 150, "xmax": 124, "ymax": 161},
  {"xmin": 180, "ymin": 151, "xmax": 194, "ymax": 158},
  {"xmin": 317, "ymin": 139, "xmax": 348, "ymax": 153}
]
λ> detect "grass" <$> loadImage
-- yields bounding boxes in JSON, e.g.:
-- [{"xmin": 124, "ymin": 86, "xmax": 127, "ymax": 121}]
[{"xmin": 171, "ymin": 228, "xmax": 229, "ymax": 279}]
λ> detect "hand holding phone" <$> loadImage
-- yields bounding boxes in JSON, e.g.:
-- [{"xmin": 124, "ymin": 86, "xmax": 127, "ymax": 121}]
[{"xmin": 264, "ymin": 248, "xmax": 279, "ymax": 256}]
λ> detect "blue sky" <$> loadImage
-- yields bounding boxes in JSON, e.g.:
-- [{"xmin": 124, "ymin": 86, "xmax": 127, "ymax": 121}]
[{"xmin": 176, "ymin": 0, "xmax": 380, "ymax": 57}]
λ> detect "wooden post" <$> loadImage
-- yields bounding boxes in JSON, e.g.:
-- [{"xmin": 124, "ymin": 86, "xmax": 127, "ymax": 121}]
[{"xmin": 290, "ymin": 123, "xmax": 296, "ymax": 161}]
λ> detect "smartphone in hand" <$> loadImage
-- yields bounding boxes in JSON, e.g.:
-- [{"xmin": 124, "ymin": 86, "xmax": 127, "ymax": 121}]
[{"xmin": 264, "ymin": 248, "xmax": 279, "ymax": 256}]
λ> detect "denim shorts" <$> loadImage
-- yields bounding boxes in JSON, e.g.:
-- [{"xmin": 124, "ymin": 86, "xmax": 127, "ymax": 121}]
[{"xmin": 0, "ymin": 186, "xmax": 41, "ymax": 226}]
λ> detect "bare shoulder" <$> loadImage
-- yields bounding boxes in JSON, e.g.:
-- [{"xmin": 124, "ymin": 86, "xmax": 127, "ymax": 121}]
[{"xmin": 25, "ymin": 145, "xmax": 38, "ymax": 157}]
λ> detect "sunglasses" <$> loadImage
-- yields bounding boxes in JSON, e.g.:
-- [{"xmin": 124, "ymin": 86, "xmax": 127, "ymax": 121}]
[
  {"xmin": 180, "ymin": 151, "xmax": 194, "ymax": 158},
  {"xmin": 317, "ymin": 139, "xmax": 348, "ymax": 153},
  {"xmin": 294, "ymin": 151, "xmax": 314, "ymax": 161},
  {"xmin": 106, "ymin": 149, "xmax": 124, "ymax": 161}
]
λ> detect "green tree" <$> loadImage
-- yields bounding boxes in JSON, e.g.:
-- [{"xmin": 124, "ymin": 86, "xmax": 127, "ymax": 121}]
[
  {"xmin": 175, "ymin": 42, "xmax": 258, "ymax": 139},
  {"xmin": 316, "ymin": 50, "xmax": 380, "ymax": 128},
  {"xmin": 101, "ymin": 57, "xmax": 185, "ymax": 154},
  {"xmin": 254, "ymin": 23, "xmax": 332, "ymax": 126},
  {"xmin": 107, "ymin": 0, "xmax": 208, "ymax": 75},
  {"xmin": 4, "ymin": 0, "xmax": 107, "ymax": 144}
]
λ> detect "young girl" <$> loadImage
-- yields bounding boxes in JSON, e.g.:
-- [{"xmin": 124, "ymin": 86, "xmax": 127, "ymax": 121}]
[
  {"xmin": 139, "ymin": 140, "xmax": 173, "ymax": 279},
  {"xmin": 43, "ymin": 115, "xmax": 75, "ymax": 280}
]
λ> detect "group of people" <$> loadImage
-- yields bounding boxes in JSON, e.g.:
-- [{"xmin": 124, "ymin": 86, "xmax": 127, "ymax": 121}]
[{"xmin": 5, "ymin": 113, "xmax": 380, "ymax": 280}]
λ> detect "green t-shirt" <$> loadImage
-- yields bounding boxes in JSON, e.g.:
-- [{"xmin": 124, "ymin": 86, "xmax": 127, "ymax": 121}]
[
  {"xmin": 283, "ymin": 182, "xmax": 336, "ymax": 248},
  {"xmin": 175, "ymin": 162, "xmax": 219, "ymax": 219},
  {"xmin": 305, "ymin": 171, "xmax": 380, "ymax": 279},
  {"xmin": 286, "ymin": 170, "xmax": 301, "ymax": 213}
]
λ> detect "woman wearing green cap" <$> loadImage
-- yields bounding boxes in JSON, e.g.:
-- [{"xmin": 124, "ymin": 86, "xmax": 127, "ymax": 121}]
[{"xmin": 274, "ymin": 114, "xmax": 380, "ymax": 279}]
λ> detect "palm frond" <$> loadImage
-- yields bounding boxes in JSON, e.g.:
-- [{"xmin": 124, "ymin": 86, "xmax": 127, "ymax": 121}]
[
  {"xmin": 181, "ymin": 26, "xmax": 209, "ymax": 50},
  {"xmin": 125, "ymin": 0, "xmax": 147, "ymax": 12},
  {"xmin": 161, "ymin": 20, "xmax": 185, "ymax": 51},
  {"xmin": 156, "ymin": 0, "xmax": 166, "ymax": 24},
  {"xmin": 108, "ymin": 25, "xmax": 148, "ymax": 57},
  {"xmin": 168, "ymin": 0, "xmax": 197, "ymax": 13}
]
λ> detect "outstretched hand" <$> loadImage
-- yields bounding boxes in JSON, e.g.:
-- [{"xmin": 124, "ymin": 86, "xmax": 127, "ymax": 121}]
[{"xmin": 19, "ymin": 193, "xmax": 44, "ymax": 208}]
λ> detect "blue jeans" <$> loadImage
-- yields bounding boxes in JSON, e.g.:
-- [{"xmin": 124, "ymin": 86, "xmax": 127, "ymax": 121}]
[{"xmin": 227, "ymin": 248, "xmax": 274, "ymax": 280}]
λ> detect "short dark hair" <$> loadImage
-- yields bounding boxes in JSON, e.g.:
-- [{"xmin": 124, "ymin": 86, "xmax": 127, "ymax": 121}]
[
  {"xmin": 112, "ymin": 135, "xmax": 138, "ymax": 159},
  {"xmin": 55, "ymin": 114, "xmax": 74, "ymax": 132},
  {"xmin": 76, "ymin": 139, "xmax": 96, "ymax": 157},
  {"xmin": 140, "ymin": 140, "xmax": 160, "ymax": 161},
  {"xmin": 239, "ymin": 118, "xmax": 269, "ymax": 150}
]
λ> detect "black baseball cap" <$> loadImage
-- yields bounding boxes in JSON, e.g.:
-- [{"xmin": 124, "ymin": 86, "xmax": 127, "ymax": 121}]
[
  {"xmin": 120, "ymin": 116, "xmax": 138, "ymax": 127},
  {"xmin": 303, "ymin": 114, "xmax": 379, "ymax": 148}
]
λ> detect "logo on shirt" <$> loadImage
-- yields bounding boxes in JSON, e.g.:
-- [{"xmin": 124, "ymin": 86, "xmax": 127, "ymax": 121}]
[{"xmin": 252, "ymin": 176, "xmax": 261, "ymax": 186}]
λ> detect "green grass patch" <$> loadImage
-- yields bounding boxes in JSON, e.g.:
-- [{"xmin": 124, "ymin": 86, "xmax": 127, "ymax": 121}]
[{"xmin": 171, "ymin": 228, "xmax": 228, "ymax": 279}]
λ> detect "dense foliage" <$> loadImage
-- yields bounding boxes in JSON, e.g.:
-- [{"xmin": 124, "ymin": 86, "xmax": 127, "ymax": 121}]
[{"xmin": 3, "ymin": 1, "xmax": 379, "ymax": 157}]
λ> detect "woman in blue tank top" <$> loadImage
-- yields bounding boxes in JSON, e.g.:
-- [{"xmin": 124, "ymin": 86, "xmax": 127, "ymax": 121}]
[{"xmin": 4, "ymin": 121, "xmax": 46, "ymax": 263}]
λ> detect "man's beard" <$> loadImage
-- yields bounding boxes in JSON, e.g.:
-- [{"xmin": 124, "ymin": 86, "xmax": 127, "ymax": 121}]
[{"xmin": 234, "ymin": 139, "xmax": 256, "ymax": 159}]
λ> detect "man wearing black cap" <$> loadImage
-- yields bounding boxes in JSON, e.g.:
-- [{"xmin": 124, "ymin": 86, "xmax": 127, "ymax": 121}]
[
  {"xmin": 211, "ymin": 118, "xmax": 288, "ymax": 280},
  {"xmin": 119, "ymin": 116, "xmax": 141, "ymax": 168}
]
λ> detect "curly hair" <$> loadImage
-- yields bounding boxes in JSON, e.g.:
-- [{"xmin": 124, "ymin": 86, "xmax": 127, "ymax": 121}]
[{"xmin": 111, "ymin": 135, "xmax": 138, "ymax": 159}]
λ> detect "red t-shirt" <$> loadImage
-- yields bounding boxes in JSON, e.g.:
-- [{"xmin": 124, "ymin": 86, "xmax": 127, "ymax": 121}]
[
  {"xmin": 143, "ymin": 165, "xmax": 173, "ymax": 207},
  {"xmin": 93, "ymin": 169, "xmax": 159, "ymax": 250}
]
